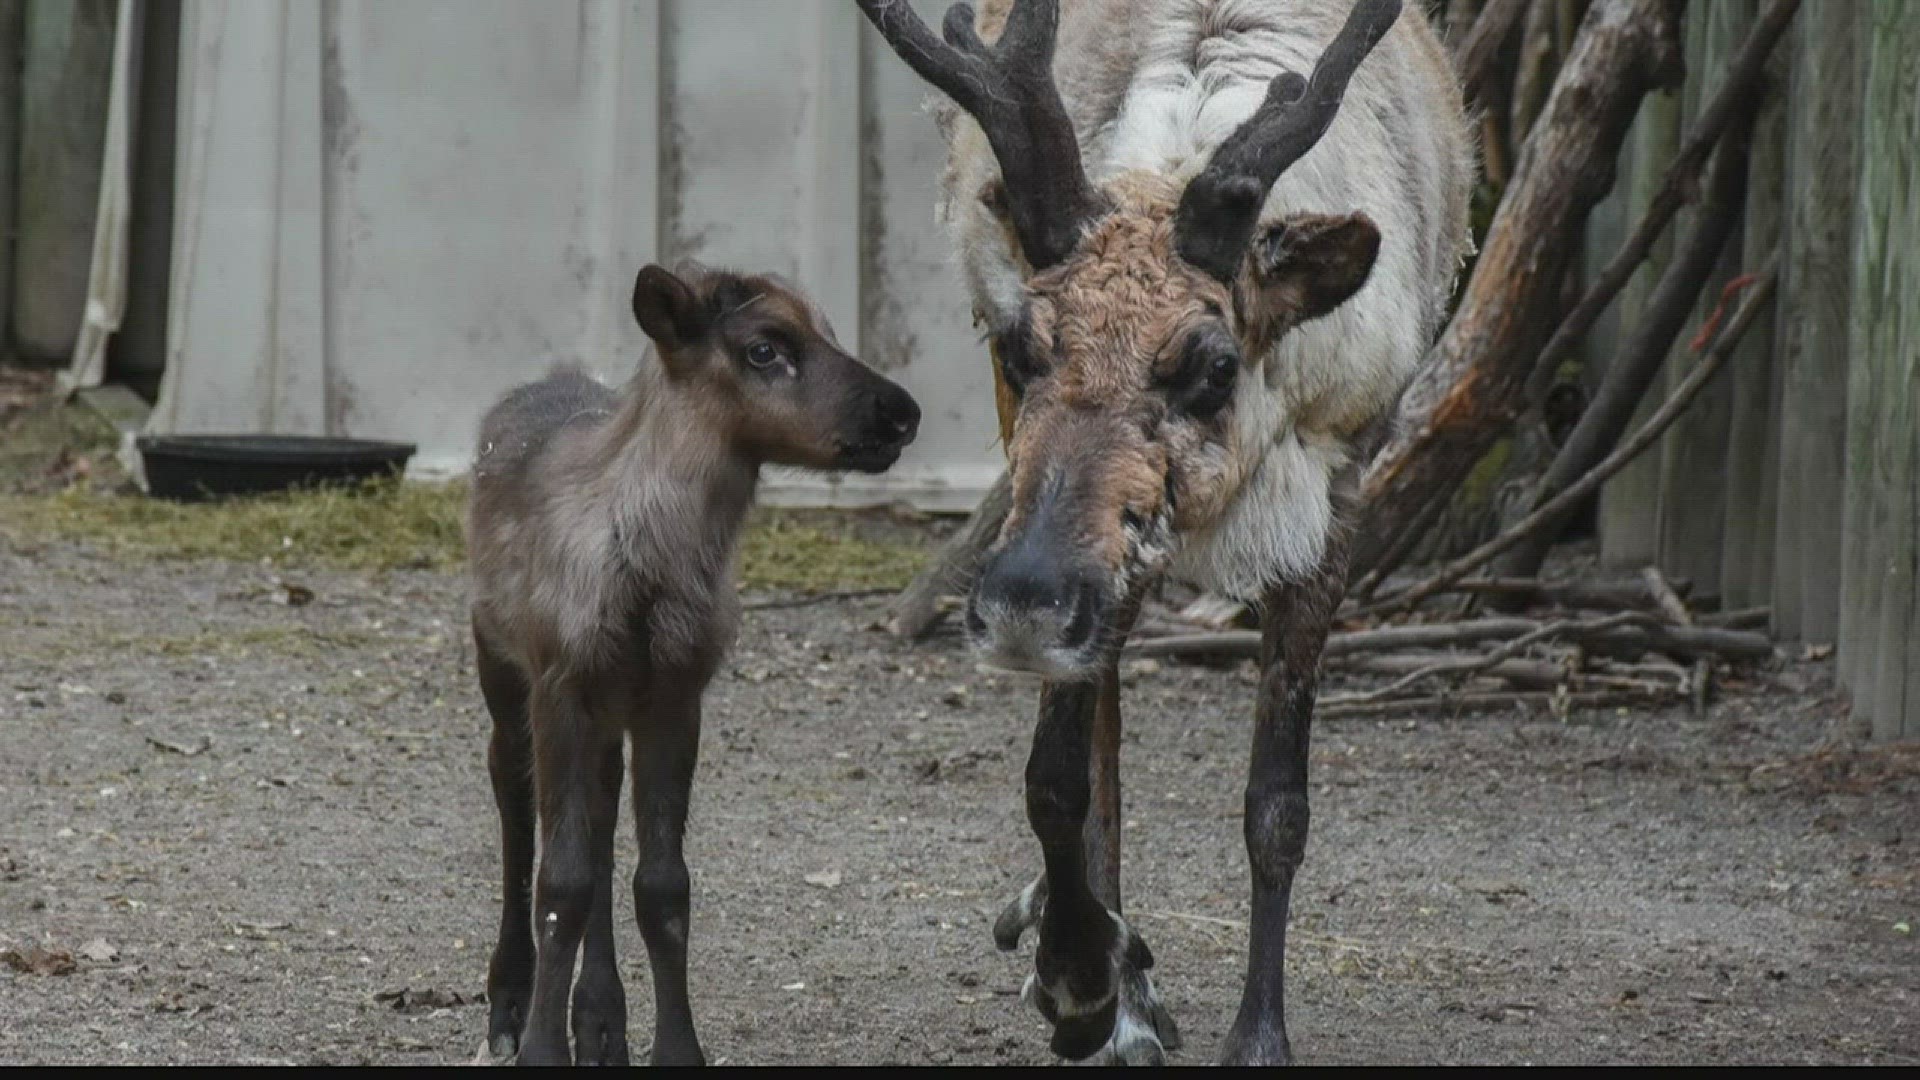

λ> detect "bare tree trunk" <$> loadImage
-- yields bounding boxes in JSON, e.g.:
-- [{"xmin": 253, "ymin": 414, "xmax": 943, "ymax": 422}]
[
  {"xmin": 1455, "ymin": 0, "xmax": 1531, "ymax": 106},
  {"xmin": 1510, "ymin": 0, "xmax": 1559, "ymax": 149},
  {"xmin": 1486, "ymin": 104, "xmax": 1759, "ymax": 583},
  {"xmin": 1356, "ymin": 0, "xmax": 1687, "ymax": 576},
  {"xmin": 886, "ymin": 471, "xmax": 1010, "ymax": 640}
]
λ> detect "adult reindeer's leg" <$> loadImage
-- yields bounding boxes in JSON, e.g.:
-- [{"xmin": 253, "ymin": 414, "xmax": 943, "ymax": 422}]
[
  {"xmin": 569, "ymin": 732, "xmax": 629, "ymax": 1065},
  {"xmin": 628, "ymin": 680, "xmax": 705, "ymax": 1065},
  {"xmin": 475, "ymin": 626, "xmax": 535, "ymax": 1059},
  {"xmin": 1086, "ymin": 659, "xmax": 1182, "ymax": 1065},
  {"xmin": 1021, "ymin": 680, "xmax": 1133, "ymax": 1060},
  {"xmin": 1220, "ymin": 517, "xmax": 1355, "ymax": 1066},
  {"xmin": 518, "ymin": 677, "xmax": 619, "ymax": 1066}
]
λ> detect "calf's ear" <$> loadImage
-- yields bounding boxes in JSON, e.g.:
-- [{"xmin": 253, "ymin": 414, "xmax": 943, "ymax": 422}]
[{"xmin": 631, "ymin": 265, "xmax": 711, "ymax": 376}]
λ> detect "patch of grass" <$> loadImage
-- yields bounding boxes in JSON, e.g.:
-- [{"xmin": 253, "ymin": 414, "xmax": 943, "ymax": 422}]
[
  {"xmin": 1, "ymin": 482, "xmax": 928, "ymax": 591},
  {"xmin": 738, "ymin": 509, "xmax": 929, "ymax": 593},
  {"xmin": 0, "ymin": 400, "xmax": 121, "ymax": 494},
  {"xmin": 0, "ymin": 479, "xmax": 469, "ymax": 571}
]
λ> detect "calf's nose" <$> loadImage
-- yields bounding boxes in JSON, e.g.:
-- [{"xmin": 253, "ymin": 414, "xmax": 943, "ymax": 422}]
[{"xmin": 877, "ymin": 384, "xmax": 921, "ymax": 442}]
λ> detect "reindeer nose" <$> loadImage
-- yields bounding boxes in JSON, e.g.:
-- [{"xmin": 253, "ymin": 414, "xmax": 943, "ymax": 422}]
[
  {"xmin": 971, "ymin": 536, "xmax": 1102, "ymax": 664},
  {"xmin": 876, "ymin": 384, "xmax": 920, "ymax": 442}
]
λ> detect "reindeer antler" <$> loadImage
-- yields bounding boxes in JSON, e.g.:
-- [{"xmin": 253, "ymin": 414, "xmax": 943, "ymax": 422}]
[
  {"xmin": 1174, "ymin": 0, "xmax": 1402, "ymax": 283},
  {"xmin": 857, "ymin": 0, "xmax": 1106, "ymax": 270}
]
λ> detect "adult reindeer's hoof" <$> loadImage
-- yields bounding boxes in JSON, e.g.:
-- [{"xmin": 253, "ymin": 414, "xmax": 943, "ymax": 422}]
[
  {"xmin": 1000, "ymin": 877, "xmax": 1181, "ymax": 1063},
  {"xmin": 1022, "ymin": 908, "xmax": 1138, "ymax": 1060},
  {"xmin": 993, "ymin": 875, "xmax": 1048, "ymax": 952},
  {"xmin": 1085, "ymin": 964, "xmax": 1182, "ymax": 1065}
]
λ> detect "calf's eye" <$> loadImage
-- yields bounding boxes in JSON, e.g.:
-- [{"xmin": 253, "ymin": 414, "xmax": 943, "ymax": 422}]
[{"xmin": 746, "ymin": 341, "xmax": 781, "ymax": 369}]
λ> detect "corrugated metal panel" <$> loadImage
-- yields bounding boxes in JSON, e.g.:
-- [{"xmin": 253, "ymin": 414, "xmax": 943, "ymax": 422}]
[{"xmin": 149, "ymin": 0, "xmax": 996, "ymax": 510}]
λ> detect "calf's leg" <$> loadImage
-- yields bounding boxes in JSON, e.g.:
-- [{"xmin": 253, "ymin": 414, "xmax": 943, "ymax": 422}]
[
  {"xmin": 476, "ymin": 627, "xmax": 535, "ymax": 1059},
  {"xmin": 628, "ymin": 683, "xmax": 705, "ymax": 1065},
  {"xmin": 1084, "ymin": 660, "xmax": 1180, "ymax": 1065},
  {"xmin": 518, "ymin": 679, "xmax": 619, "ymax": 1066},
  {"xmin": 569, "ymin": 735, "xmax": 630, "ymax": 1065}
]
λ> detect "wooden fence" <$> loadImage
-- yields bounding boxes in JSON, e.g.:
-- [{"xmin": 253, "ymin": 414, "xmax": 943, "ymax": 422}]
[{"xmin": 1595, "ymin": 0, "xmax": 1916, "ymax": 740}]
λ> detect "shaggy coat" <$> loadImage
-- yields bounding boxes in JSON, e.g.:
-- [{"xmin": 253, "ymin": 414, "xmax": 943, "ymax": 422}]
[{"xmin": 942, "ymin": 0, "xmax": 1474, "ymax": 597}]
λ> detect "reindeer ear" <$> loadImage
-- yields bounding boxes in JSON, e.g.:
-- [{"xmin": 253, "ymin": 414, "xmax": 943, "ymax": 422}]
[
  {"xmin": 1249, "ymin": 213, "xmax": 1380, "ymax": 326},
  {"xmin": 630, "ymin": 264, "xmax": 707, "ymax": 355}
]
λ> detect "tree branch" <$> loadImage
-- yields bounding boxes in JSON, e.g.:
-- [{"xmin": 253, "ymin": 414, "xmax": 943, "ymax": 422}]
[
  {"xmin": 1369, "ymin": 255, "xmax": 1780, "ymax": 616},
  {"xmin": 1518, "ymin": 0, "xmax": 1802, "ymax": 407}
]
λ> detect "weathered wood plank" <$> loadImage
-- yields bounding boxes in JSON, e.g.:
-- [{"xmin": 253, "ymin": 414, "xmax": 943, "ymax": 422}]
[
  {"xmin": 1842, "ymin": 0, "xmax": 1920, "ymax": 738},
  {"xmin": 1865, "ymin": 0, "xmax": 1919, "ymax": 740},
  {"xmin": 1654, "ymin": 0, "xmax": 1749, "ymax": 595},
  {"xmin": 1719, "ymin": 6, "xmax": 1787, "ymax": 610},
  {"xmin": 1772, "ymin": 0, "xmax": 1862, "ymax": 645},
  {"xmin": 1598, "ymin": 91, "xmax": 1681, "ymax": 567}
]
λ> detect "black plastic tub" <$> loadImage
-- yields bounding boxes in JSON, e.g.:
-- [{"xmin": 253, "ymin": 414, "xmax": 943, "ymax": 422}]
[{"xmin": 136, "ymin": 435, "xmax": 417, "ymax": 502}]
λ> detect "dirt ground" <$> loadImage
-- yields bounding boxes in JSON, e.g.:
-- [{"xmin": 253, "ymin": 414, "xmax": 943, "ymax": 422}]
[{"xmin": 1, "ymin": 524, "xmax": 1915, "ymax": 1066}]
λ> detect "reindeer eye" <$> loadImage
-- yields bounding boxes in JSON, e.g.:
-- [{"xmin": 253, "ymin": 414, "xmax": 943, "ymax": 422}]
[
  {"xmin": 745, "ymin": 341, "xmax": 782, "ymax": 369},
  {"xmin": 1167, "ymin": 338, "xmax": 1244, "ymax": 418}
]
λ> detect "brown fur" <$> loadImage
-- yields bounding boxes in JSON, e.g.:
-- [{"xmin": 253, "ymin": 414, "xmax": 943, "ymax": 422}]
[
  {"xmin": 997, "ymin": 177, "xmax": 1373, "ymax": 585},
  {"xmin": 466, "ymin": 264, "xmax": 917, "ymax": 1065}
]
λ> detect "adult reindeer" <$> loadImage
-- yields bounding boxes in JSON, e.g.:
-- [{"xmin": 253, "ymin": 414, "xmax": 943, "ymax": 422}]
[{"xmin": 859, "ymin": 0, "xmax": 1471, "ymax": 1064}]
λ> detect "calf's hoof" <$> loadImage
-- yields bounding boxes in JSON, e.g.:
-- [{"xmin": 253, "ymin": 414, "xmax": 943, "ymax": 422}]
[
  {"xmin": 647, "ymin": 1039, "xmax": 706, "ymax": 1067},
  {"xmin": 486, "ymin": 987, "xmax": 530, "ymax": 1060},
  {"xmin": 514, "ymin": 1038, "xmax": 572, "ymax": 1066},
  {"xmin": 1219, "ymin": 1022, "xmax": 1293, "ymax": 1066}
]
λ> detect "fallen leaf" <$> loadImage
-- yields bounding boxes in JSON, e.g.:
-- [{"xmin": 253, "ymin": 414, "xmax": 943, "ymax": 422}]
[
  {"xmin": 2, "ymin": 946, "xmax": 77, "ymax": 976},
  {"xmin": 1462, "ymin": 879, "xmax": 1529, "ymax": 903},
  {"xmin": 275, "ymin": 581, "xmax": 316, "ymax": 607},
  {"xmin": 375, "ymin": 987, "xmax": 482, "ymax": 1012},
  {"xmin": 230, "ymin": 920, "xmax": 291, "ymax": 938},
  {"xmin": 145, "ymin": 734, "xmax": 210, "ymax": 757},
  {"xmin": 803, "ymin": 870, "xmax": 842, "ymax": 889}
]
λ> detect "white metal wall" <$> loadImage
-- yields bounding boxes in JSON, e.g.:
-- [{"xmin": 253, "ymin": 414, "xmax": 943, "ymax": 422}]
[{"xmin": 148, "ymin": 0, "xmax": 998, "ymax": 509}]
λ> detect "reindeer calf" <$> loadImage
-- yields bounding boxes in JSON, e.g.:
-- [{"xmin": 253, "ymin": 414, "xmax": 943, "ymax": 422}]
[{"xmin": 466, "ymin": 264, "xmax": 920, "ymax": 1065}]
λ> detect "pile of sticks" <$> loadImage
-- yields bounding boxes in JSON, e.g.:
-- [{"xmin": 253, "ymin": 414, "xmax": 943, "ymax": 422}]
[{"xmin": 1127, "ymin": 567, "xmax": 1773, "ymax": 720}]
